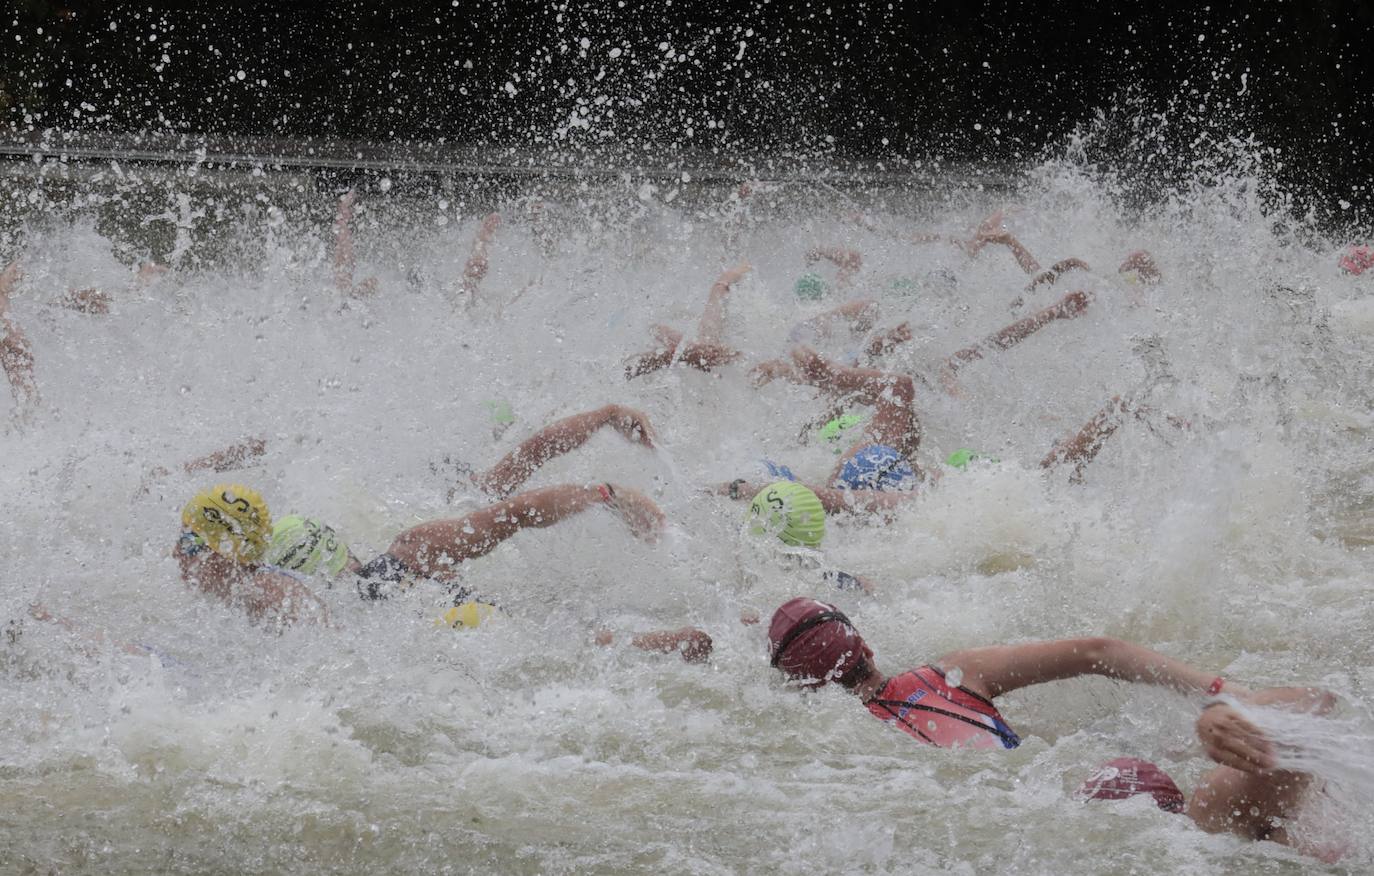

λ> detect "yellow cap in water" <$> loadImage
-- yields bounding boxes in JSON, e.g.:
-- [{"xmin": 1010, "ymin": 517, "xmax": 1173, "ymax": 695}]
[
  {"xmin": 438, "ymin": 602, "xmax": 498, "ymax": 629},
  {"xmin": 181, "ymin": 484, "xmax": 272, "ymax": 564}
]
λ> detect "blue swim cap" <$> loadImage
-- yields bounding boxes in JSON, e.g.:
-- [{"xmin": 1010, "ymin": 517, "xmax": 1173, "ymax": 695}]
[{"xmin": 838, "ymin": 445, "xmax": 915, "ymax": 491}]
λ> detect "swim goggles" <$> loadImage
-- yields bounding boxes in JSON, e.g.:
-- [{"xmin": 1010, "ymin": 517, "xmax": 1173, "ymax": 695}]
[
  {"xmin": 176, "ymin": 530, "xmax": 207, "ymax": 557},
  {"xmin": 769, "ymin": 608, "xmax": 853, "ymax": 667}
]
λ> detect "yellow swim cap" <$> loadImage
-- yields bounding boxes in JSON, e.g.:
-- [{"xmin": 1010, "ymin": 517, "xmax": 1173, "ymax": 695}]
[
  {"xmin": 181, "ymin": 484, "xmax": 272, "ymax": 564},
  {"xmin": 438, "ymin": 602, "xmax": 498, "ymax": 629}
]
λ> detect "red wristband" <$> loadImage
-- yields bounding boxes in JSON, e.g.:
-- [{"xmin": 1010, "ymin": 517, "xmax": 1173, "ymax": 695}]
[{"xmin": 1206, "ymin": 676, "xmax": 1225, "ymax": 696}]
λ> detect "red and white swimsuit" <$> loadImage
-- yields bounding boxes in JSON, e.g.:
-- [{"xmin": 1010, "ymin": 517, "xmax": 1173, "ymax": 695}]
[{"xmin": 865, "ymin": 666, "xmax": 1021, "ymax": 750}]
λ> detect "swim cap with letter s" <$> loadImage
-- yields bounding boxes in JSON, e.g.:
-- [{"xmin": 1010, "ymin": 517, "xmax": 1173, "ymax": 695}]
[
  {"xmin": 748, "ymin": 482, "xmax": 825, "ymax": 548},
  {"xmin": 181, "ymin": 484, "xmax": 272, "ymax": 564},
  {"xmin": 265, "ymin": 514, "xmax": 351, "ymax": 576}
]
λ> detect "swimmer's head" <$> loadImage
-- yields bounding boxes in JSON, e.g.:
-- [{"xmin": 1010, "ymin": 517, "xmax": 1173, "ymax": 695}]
[
  {"xmin": 747, "ymin": 482, "xmax": 826, "ymax": 548},
  {"xmin": 838, "ymin": 445, "xmax": 916, "ymax": 491},
  {"xmin": 438, "ymin": 601, "xmax": 498, "ymax": 629},
  {"xmin": 265, "ymin": 515, "xmax": 351, "ymax": 576},
  {"xmin": 794, "ymin": 272, "xmax": 830, "ymax": 301},
  {"xmin": 1075, "ymin": 757, "xmax": 1186, "ymax": 813},
  {"xmin": 180, "ymin": 484, "xmax": 272, "ymax": 564},
  {"xmin": 1339, "ymin": 244, "xmax": 1374, "ymax": 276},
  {"xmin": 768, "ymin": 597, "xmax": 873, "ymax": 688},
  {"xmin": 817, "ymin": 413, "xmax": 865, "ymax": 451}
]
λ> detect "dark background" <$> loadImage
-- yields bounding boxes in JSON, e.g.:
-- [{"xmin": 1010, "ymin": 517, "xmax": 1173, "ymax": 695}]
[{"xmin": 3, "ymin": 0, "xmax": 1371, "ymax": 228}]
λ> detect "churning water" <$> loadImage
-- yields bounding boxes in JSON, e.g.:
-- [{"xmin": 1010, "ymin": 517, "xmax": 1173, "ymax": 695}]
[{"xmin": 2, "ymin": 147, "xmax": 1373, "ymax": 874}]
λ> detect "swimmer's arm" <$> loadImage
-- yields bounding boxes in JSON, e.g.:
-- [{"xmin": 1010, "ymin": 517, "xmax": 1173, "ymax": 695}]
[
  {"xmin": 332, "ymin": 190, "xmax": 378, "ymax": 298},
  {"xmin": 1021, "ymin": 258, "xmax": 1091, "ymax": 300},
  {"xmin": 597, "ymin": 627, "xmax": 714, "ymax": 662},
  {"xmin": 389, "ymin": 483, "xmax": 663, "ymax": 571},
  {"xmin": 1118, "ymin": 250, "xmax": 1161, "ymax": 283},
  {"xmin": 247, "ymin": 569, "xmax": 334, "ymax": 629},
  {"xmin": 0, "ymin": 261, "xmax": 39, "ymax": 410},
  {"xmin": 184, "ymin": 436, "xmax": 269, "ymax": 475},
  {"xmin": 456, "ymin": 212, "xmax": 502, "ymax": 303},
  {"xmin": 943, "ymin": 290, "xmax": 1091, "ymax": 377},
  {"xmin": 792, "ymin": 299, "xmax": 881, "ymax": 339},
  {"xmin": 806, "ymin": 247, "xmax": 863, "ymax": 283},
  {"xmin": 940, "ymin": 637, "xmax": 1251, "ymax": 701},
  {"xmin": 476, "ymin": 405, "xmax": 655, "ymax": 497}
]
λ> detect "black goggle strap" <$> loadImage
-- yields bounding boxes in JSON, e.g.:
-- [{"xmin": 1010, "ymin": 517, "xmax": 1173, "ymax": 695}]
[{"xmin": 770, "ymin": 609, "xmax": 854, "ymax": 667}]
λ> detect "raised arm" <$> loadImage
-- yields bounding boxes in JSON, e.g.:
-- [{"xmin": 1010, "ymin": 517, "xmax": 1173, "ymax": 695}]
[
  {"xmin": 386, "ymin": 483, "xmax": 664, "ymax": 575},
  {"xmin": 939, "ymin": 636, "xmax": 1246, "ymax": 701},
  {"xmin": 455, "ymin": 212, "xmax": 502, "ymax": 305},
  {"xmin": 332, "ymin": 190, "xmax": 379, "ymax": 298},
  {"xmin": 475, "ymin": 405, "xmax": 656, "ymax": 497},
  {"xmin": 1, "ymin": 260, "xmax": 39, "ymax": 413}
]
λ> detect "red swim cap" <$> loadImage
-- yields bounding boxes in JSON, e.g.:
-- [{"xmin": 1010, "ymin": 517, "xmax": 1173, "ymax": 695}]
[
  {"xmin": 1339, "ymin": 244, "xmax": 1374, "ymax": 276},
  {"xmin": 768, "ymin": 597, "xmax": 870, "ymax": 687},
  {"xmin": 1075, "ymin": 757, "xmax": 1186, "ymax": 813}
]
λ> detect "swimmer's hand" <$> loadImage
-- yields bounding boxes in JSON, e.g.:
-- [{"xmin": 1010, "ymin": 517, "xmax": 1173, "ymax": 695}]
[
  {"xmin": 604, "ymin": 485, "xmax": 666, "ymax": 542},
  {"xmin": 1119, "ymin": 250, "xmax": 1161, "ymax": 284},
  {"xmin": 713, "ymin": 479, "xmax": 757, "ymax": 501},
  {"xmin": 715, "ymin": 262, "xmax": 752, "ymax": 286},
  {"xmin": 1197, "ymin": 703, "xmax": 1276, "ymax": 772},
  {"xmin": 606, "ymin": 404, "xmax": 657, "ymax": 448}
]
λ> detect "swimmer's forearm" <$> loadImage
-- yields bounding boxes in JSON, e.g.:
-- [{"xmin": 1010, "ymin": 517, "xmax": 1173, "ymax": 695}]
[
  {"xmin": 183, "ymin": 436, "xmax": 268, "ymax": 475},
  {"xmin": 1092, "ymin": 639, "xmax": 1247, "ymax": 697}
]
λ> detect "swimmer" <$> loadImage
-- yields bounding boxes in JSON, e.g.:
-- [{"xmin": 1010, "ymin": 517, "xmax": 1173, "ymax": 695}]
[
  {"xmin": 726, "ymin": 346, "xmax": 924, "ymax": 515},
  {"xmin": 0, "ymin": 259, "xmax": 39, "ymax": 417},
  {"xmin": 435, "ymin": 403, "xmax": 658, "ymax": 502},
  {"xmin": 1078, "ymin": 696, "xmax": 1340, "ymax": 857},
  {"xmin": 177, "ymin": 483, "xmax": 700, "ymax": 658},
  {"xmin": 176, "ymin": 484, "xmax": 334, "ymax": 629},
  {"xmin": 767, "ymin": 597, "xmax": 1335, "ymax": 856}
]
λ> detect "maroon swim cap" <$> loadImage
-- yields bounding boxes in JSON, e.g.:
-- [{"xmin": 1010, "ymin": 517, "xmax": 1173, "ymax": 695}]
[
  {"xmin": 1075, "ymin": 757, "xmax": 1186, "ymax": 814},
  {"xmin": 768, "ymin": 597, "xmax": 870, "ymax": 687}
]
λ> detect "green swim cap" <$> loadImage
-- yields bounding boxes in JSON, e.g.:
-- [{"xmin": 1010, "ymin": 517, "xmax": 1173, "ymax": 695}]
[
  {"xmin": 817, "ymin": 413, "xmax": 865, "ymax": 450},
  {"xmin": 794, "ymin": 272, "xmax": 829, "ymax": 301},
  {"xmin": 484, "ymin": 399, "xmax": 515, "ymax": 426},
  {"xmin": 748, "ymin": 481, "xmax": 825, "ymax": 548},
  {"xmin": 264, "ymin": 514, "xmax": 351, "ymax": 576},
  {"xmin": 887, "ymin": 276, "xmax": 920, "ymax": 298},
  {"xmin": 945, "ymin": 448, "xmax": 999, "ymax": 470}
]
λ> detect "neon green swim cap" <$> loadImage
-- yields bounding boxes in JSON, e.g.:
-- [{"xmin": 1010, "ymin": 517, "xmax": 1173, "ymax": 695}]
[
  {"xmin": 945, "ymin": 448, "xmax": 999, "ymax": 470},
  {"xmin": 817, "ymin": 413, "xmax": 865, "ymax": 451},
  {"xmin": 748, "ymin": 481, "xmax": 825, "ymax": 548},
  {"xmin": 264, "ymin": 515, "xmax": 351, "ymax": 576},
  {"xmin": 794, "ymin": 272, "xmax": 829, "ymax": 301},
  {"xmin": 438, "ymin": 601, "xmax": 498, "ymax": 629},
  {"xmin": 484, "ymin": 399, "xmax": 515, "ymax": 426}
]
